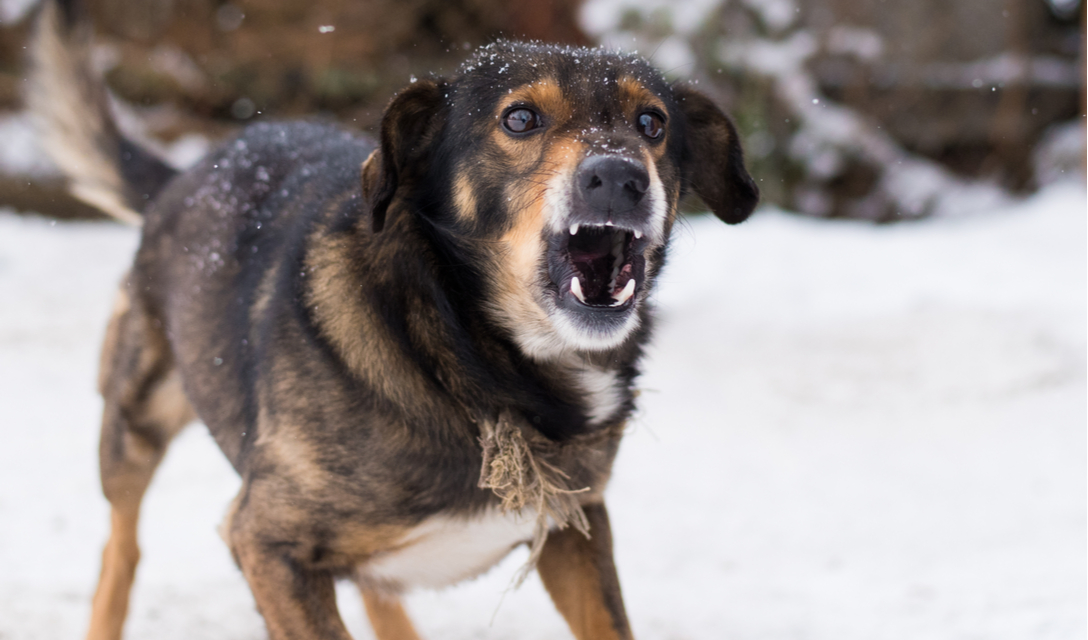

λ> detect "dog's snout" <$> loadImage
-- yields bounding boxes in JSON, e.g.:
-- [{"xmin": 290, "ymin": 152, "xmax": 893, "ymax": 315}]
[{"xmin": 577, "ymin": 156, "xmax": 649, "ymax": 215}]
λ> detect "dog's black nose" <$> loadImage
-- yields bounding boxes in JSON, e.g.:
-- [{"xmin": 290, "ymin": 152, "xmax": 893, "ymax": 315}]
[{"xmin": 576, "ymin": 156, "xmax": 649, "ymax": 215}]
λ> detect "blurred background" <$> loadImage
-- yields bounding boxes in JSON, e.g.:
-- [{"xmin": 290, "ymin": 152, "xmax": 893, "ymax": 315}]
[{"xmin": 0, "ymin": 0, "xmax": 1084, "ymax": 220}]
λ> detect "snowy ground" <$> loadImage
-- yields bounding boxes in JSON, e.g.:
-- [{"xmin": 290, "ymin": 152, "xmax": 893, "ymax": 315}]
[{"xmin": 1, "ymin": 182, "xmax": 1084, "ymax": 639}]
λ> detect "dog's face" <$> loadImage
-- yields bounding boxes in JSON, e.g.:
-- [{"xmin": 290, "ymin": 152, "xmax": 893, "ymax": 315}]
[{"xmin": 362, "ymin": 42, "xmax": 758, "ymax": 359}]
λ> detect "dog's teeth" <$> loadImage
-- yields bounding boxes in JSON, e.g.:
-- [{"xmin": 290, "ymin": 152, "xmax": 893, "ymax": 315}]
[
  {"xmin": 569, "ymin": 223, "xmax": 580, "ymax": 235},
  {"xmin": 634, "ymin": 229, "xmax": 643, "ymax": 239},
  {"xmin": 611, "ymin": 279, "xmax": 636, "ymax": 306},
  {"xmin": 571, "ymin": 277, "xmax": 586, "ymax": 303}
]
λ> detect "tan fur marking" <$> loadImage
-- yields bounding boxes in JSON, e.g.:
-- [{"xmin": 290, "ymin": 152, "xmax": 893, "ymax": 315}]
[
  {"xmin": 617, "ymin": 77, "xmax": 668, "ymax": 119},
  {"xmin": 333, "ymin": 522, "xmax": 412, "ymax": 561},
  {"xmin": 254, "ymin": 432, "xmax": 330, "ymax": 496},
  {"xmin": 249, "ymin": 260, "xmax": 280, "ymax": 337},
  {"xmin": 539, "ymin": 556, "xmax": 616, "ymax": 640},
  {"xmin": 218, "ymin": 493, "xmax": 243, "ymax": 548},
  {"xmin": 646, "ymin": 129, "xmax": 669, "ymax": 163},
  {"xmin": 140, "ymin": 369, "xmax": 195, "ymax": 435},
  {"xmin": 537, "ymin": 503, "xmax": 632, "ymax": 640},
  {"xmin": 361, "ymin": 591, "xmax": 423, "ymax": 640},
  {"xmin": 486, "ymin": 135, "xmax": 584, "ymax": 354},
  {"xmin": 618, "ymin": 77, "xmax": 669, "ymax": 161},
  {"xmin": 89, "ymin": 276, "xmax": 192, "ymax": 640},
  {"xmin": 86, "ymin": 507, "xmax": 140, "ymax": 640},
  {"xmin": 504, "ymin": 78, "xmax": 571, "ymax": 124},
  {"xmin": 360, "ymin": 150, "xmax": 381, "ymax": 203},
  {"xmin": 229, "ymin": 531, "xmax": 354, "ymax": 640},
  {"xmin": 97, "ymin": 285, "xmax": 130, "ymax": 394},
  {"xmin": 453, "ymin": 167, "xmax": 477, "ymax": 221},
  {"xmin": 304, "ymin": 233, "xmax": 435, "ymax": 411},
  {"xmin": 491, "ymin": 78, "xmax": 571, "ymax": 159},
  {"xmin": 222, "ymin": 482, "xmax": 410, "ymax": 574}
]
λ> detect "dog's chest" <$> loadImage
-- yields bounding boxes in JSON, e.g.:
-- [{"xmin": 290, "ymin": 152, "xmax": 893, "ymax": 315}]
[
  {"xmin": 358, "ymin": 510, "xmax": 536, "ymax": 591},
  {"xmin": 574, "ymin": 365, "xmax": 625, "ymax": 425},
  {"xmin": 355, "ymin": 368, "xmax": 625, "ymax": 591}
]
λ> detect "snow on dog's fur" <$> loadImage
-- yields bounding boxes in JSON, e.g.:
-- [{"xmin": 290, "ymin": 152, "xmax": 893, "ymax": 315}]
[{"xmin": 30, "ymin": 1, "xmax": 757, "ymax": 638}]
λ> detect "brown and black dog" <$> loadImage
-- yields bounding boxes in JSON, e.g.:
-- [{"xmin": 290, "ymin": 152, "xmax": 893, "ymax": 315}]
[{"xmin": 31, "ymin": 1, "xmax": 758, "ymax": 638}]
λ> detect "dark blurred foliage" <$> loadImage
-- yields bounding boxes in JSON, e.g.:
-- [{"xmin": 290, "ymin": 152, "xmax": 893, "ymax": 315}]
[
  {"xmin": 684, "ymin": 0, "xmax": 1085, "ymax": 219},
  {"xmin": 3, "ymin": 0, "xmax": 587, "ymax": 131},
  {"xmin": 0, "ymin": 0, "xmax": 586, "ymax": 217},
  {"xmin": 0, "ymin": 0, "xmax": 1083, "ymax": 220}
]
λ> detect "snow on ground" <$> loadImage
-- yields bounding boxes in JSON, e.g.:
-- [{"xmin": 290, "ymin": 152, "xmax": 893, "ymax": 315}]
[{"xmin": 0, "ymin": 182, "xmax": 1084, "ymax": 639}]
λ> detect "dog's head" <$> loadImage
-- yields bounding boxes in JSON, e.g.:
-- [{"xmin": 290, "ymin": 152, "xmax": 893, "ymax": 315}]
[{"xmin": 362, "ymin": 42, "xmax": 758, "ymax": 359}]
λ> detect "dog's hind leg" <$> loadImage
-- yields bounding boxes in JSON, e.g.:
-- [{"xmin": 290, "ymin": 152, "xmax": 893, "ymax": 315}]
[
  {"xmin": 360, "ymin": 590, "xmax": 423, "ymax": 640},
  {"xmin": 86, "ymin": 285, "xmax": 194, "ymax": 640}
]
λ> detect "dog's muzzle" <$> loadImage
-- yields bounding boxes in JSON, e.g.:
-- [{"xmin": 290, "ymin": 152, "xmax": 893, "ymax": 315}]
[{"xmin": 547, "ymin": 154, "xmax": 656, "ymax": 317}]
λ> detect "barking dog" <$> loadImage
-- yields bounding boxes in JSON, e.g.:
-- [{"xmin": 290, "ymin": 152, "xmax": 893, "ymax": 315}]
[{"xmin": 31, "ymin": 1, "xmax": 758, "ymax": 638}]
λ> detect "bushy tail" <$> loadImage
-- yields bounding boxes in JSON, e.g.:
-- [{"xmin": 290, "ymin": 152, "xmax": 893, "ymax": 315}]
[{"xmin": 28, "ymin": 0, "xmax": 178, "ymax": 224}]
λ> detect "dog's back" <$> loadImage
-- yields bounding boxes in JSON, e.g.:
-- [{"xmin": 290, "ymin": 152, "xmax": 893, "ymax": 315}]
[{"xmin": 134, "ymin": 121, "xmax": 379, "ymax": 466}]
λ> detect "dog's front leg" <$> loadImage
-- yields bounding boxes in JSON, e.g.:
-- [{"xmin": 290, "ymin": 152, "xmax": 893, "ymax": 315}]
[
  {"xmin": 360, "ymin": 590, "xmax": 423, "ymax": 640},
  {"xmin": 228, "ymin": 512, "xmax": 353, "ymax": 640},
  {"xmin": 537, "ymin": 502, "xmax": 634, "ymax": 640}
]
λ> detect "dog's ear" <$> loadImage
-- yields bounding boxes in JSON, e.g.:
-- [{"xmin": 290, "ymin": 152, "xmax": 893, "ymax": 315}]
[
  {"xmin": 672, "ymin": 84, "xmax": 759, "ymax": 224},
  {"xmin": 361, "ymin": 79, "xmax": 446, "ymax": 232}
]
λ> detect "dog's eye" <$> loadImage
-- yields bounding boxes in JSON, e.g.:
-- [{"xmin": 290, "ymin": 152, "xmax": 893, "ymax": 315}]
[
  {"xmin": 502, "ymin": 108, "xmax": 540, "ymax": 134},
  {"xmin": 638, "ymin": 112, "xmax": 665, "ymax": 140}
]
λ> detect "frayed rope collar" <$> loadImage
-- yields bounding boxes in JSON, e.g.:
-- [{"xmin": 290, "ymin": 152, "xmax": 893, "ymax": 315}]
[{"xmin": 477, "ymin": 408, "xmax": 624, "ymax": 584}]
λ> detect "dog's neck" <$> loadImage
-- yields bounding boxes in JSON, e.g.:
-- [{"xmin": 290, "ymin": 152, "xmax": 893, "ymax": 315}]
[{"xmin": 307, "ymin": 209, "xmax": 644, "ymax": 442}]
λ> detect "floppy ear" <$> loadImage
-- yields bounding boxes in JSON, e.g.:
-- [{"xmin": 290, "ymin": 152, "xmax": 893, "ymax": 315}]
[
  {"xmin": 361, "ymin": 79, "xmax": 446, "ymax": 232},
  {"xmin": 672, "ymin": 84, "xmax": 759, "ymax": 224}
]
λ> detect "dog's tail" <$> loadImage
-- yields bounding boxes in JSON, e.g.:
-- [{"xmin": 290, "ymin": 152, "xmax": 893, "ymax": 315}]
[{"xmin": 28, "ymin": 0, "xmax": 178, "ymax": 225}]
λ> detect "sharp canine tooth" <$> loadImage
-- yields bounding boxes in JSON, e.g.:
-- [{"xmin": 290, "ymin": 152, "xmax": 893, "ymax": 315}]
[
  {"xmin": 571, "ymin": 277, "xmax": 586, "ymax": 303},
  {"xmin": 570, "ymin": 223, "xmax": 580, "ymax": 235},
  {"xmin": 634, "ymin": 229, "xmax": 642, "ymax": 239},
  {"xmin": 611, "ymin": 279, "xmax": 636, "ymax": 306}
]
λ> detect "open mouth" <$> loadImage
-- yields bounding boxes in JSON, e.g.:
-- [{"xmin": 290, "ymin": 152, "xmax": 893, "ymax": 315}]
[{"xmin": 549, "ymin": 223, "xmax": 649, "ymax": 310}]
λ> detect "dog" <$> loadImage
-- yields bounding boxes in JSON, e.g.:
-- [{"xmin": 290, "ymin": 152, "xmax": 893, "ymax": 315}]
[{"xmin": 30, "ymin": 1, "xmax": 758, "ymax": 638}]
